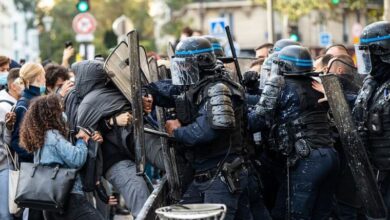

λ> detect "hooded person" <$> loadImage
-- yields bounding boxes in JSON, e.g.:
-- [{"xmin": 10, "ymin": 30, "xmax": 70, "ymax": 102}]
[{"xmin": 64, "ymin": 60, "xmax": 150, "ymax": 218}]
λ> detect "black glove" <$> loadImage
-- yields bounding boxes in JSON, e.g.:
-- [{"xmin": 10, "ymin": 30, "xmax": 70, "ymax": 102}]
[{"xmin": 243, "ymin": 71, "xmax": 260, "ymax": 90}]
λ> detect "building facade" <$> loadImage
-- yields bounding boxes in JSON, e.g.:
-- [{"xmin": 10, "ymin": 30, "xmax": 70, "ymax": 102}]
[
  {"xmin": 179, "ymin": 0, "xmax": 377, "ymax": 55},
  {"xmin": 0, "ymin": 0, "xmax": 40, "ymax": 62}
]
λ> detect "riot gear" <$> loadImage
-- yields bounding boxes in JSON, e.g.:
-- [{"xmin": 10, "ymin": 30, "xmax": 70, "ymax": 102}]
[
  {"xmin": 204, "ymin": 35, "xmax": 225, "ymax": 57},
  {"xmin": 249, "ymin": 43, "xmax": 337, "ymax": 220},
  {"xmin": 271, "ymin": 39, "xmax": 301, "ymax": 53},
  {"xmin": 242, "ymin": 71, "xmax": 260, "ymax": 92},
  {"xmin": 259, "ymin": 53, "xmax": 278, "ymax": 90},
  {"xmin": 271, "ymin": 45, "xmax": 313, "ymax": 76},
  {"xmin": 171, "ymin": 36, "xmax": 217, "ymax": 85},
  {"xmin": 355, "ymin": 21, "xmax": 390, "ymax": 76},
  {"xmin": 207, "ymin": 83, "xmax": 236, "ymax": 129}
]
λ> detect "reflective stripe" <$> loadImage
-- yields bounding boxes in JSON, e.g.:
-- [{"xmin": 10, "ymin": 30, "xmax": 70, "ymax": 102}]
[
  {"xmin": 279, "ymin": 55, "xmax": 313, "ymax": 67},
  {"xmin": 175, "ymin": 48, "xmax": 213, "ymax": 55},
  {"xmin": 211, "ymin": 43, "xmax": 222, "ymax": 50},
  {"xmin": 360, "ymin": 35, "xmax": 390, "ymax": 43}
]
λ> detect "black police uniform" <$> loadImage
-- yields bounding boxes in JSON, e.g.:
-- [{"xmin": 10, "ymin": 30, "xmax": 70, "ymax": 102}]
[
  {"xmin": 148, "ymin": 36, "xmax": 250, "ymax": 220},
  {"xmin": 249, "ymin": 45, "xmax": 339, "ymax": 220},
  {"xmin": 353, "ymin": 21, "xmax": 390, "ymax": 214}
]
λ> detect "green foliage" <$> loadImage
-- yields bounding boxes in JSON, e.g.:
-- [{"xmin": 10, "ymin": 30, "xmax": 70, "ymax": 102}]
[
  {"xmin": 165, "ymin": 0, "xmax": 193, "ymax": 10},
  {"xmin": 254, "ymin": 0, "xmax": 381, "ymax": 21},
  {"xmin": 31, "ymin": 0, "xmax": 158, "ymax": 61}
]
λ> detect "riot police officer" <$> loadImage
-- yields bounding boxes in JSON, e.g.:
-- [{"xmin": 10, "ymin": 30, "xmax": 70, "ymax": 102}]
[
  {"xmin": 248, "ymin": 45, "xmax": 339, "ymax": 219},
  {"xmin": 353, "ymin": 21, "xmax": 390, "ymax": 213},
  {"xmin": 203, "ymin": 35, "xmax": 225, "ymax": 58},
  {"xmin": 270, "ymin": 39, "xmax": 301, "ymax": 54},
  {"xmin": 147, "ymin": 36, "xmax": 250, "ymax": 220}
]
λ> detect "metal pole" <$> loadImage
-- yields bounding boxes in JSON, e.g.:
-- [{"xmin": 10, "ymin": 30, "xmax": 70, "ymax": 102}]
[{"xmin": 266, "ymin": 0, "xmax": 274, "ymax": 43}]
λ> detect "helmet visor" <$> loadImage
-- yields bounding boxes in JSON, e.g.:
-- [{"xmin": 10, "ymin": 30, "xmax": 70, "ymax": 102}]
[
  {"xmin": 270, "ymin": 60, "xmax": 282, "ymax": 77},
  {"xmin": 355, "ymin": 44, "xmax": 372, "ymax": 75},
  {"xmin": 171, "ymin": 57, "xmax": 199, "ymax": 85},
  {"xmin": 259, "ymin": 67, "xmax": 271, "ymax": 90}
]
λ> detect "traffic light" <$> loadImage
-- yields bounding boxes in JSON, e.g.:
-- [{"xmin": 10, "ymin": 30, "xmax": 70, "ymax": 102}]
[
  {"xmin": 76, "ymin": 0, "xmax": 90, "ymax": 12},
  {"xmin": 288, "ymin": 25, "xmax": 300, "ymax": 42},
  {"xmin": 331, "ymin": 0, "xmax": 340, "ymax": 5}
]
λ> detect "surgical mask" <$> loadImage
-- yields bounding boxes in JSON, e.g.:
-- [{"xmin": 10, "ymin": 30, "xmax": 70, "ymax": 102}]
[
  {"xmin": 0, "ymin": 73, "xmax": 8, "ymax": 86},
  {"xmin": 39, "ymin": 85, "xmax": 46, "ymax": 94}
]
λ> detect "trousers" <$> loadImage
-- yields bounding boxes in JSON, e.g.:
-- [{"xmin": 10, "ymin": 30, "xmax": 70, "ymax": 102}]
[
  {"xmin": 181, "ymin": 168, "xmax": 249, "ymax": 220},
  {"xmin": 43, "ymin": 194, "xmax": 104, "ymax": 220},
  {"xmin": 105, "ymin": 160, "xmax": 150, "ymax": 218},
  {"xmin": 272, "ymin": 148, "xmax": 340, "ymax": 220}
]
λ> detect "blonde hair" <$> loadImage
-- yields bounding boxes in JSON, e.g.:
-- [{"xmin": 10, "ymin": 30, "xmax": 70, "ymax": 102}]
[{"xmin": 18, "ymin": 63, "xmax": 45, "ymax": 88}]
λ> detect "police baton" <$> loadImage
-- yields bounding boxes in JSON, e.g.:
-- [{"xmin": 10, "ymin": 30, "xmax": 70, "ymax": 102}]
[
  {"xmin": 225, "ymin": 26, "xmax": 243, "ymax": 85},
  {"xmin": 144, "ymin": 127, "xmax": 173, "ymax": 140}
]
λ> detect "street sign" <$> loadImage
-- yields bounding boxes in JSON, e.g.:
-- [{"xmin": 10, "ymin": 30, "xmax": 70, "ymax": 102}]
[
  {"xmin": 112, "ymin": 15, "xmax": 134, "ymax": 36},
  {"xmin": 72, "ymin": 12, "xmax": 97, "ymax": 35},
  {"xmin": 76, "ymin": 33, "xmax": 94, "ymax": 42},
  {"xmin": 352, "ymin": 23, "xmax": 363, "ymax": 37},
  {"xmin": 319, "ymin": 32, "xmax": 332, "ymax": 47},
  {"xmin": 209, "ymin": 18, "xmax": 227, "ymax": 37}
]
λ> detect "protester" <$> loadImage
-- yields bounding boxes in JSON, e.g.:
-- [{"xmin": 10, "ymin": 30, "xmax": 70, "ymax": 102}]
[
  {"xmin": 62, "ymin": 46, "xmax": 75, "ymax": 68},
  {"xmin": 0, "ymin": 56, "xmax": 10, "ymax": 73},
  {"xmin": 255, "ymin": 43, "xmax": 273, "ymax": 59},
  {"xmin": 11, "ymin": 63, "xmax": 46, "ymax": 163},
  {"xmin": 19, "ymin": 94, "xmax": 105, "ymax": 220},
  {"xmin": 313, "ymin": 54, "xmax": 334, "ymax": 72},
  {"xmin": 325, "ymin": 44, "xmax": 350, "ymax": 56},
  {"xmin": 44, "ymin": 64, "xmax": 73, "ymax": 97},
  {"xmin": 0, "ymin": 68, "xmax": 21, "ymax": 220}
]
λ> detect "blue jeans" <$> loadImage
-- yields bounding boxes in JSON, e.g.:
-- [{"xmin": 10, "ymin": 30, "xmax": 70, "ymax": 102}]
[
  {"xmin": 181, "ymin": 168, "xmax": 249, "ymax": 220},
  {"xmin": 272, "ymin": 148, "xmax": 340, "ymax": 220},
  {"xmin": 0, "ymin": 168, "xmax": 12, "ymax": 220}
]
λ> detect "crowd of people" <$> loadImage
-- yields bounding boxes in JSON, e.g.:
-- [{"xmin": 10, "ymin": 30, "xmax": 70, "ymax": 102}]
[{"xmin": 0, "ymin": 20, "xmax": 390, "ymax": 220}]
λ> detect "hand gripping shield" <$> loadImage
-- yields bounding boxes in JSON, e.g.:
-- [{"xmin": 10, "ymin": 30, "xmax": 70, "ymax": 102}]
[{"xmin": 104, "ymin": 30, "xmax": 146, "ymax": 175}]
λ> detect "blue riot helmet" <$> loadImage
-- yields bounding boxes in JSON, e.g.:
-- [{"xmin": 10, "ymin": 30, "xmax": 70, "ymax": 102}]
[
  {"xmin": 271, "ymin": 45, "xmax": 313, "ymax": 76},
  {"xmin": 355, "ymin": 21, "xmax": 390, "ymax": 76},
  {"xmin": 171, "ymin": 36, "xmax": 216, "ymax": 85},
  {"xmin": 270, "ymin": 39, "xmax": 301, "ymax": 54},
  {"xmin": 259, "ymin": 52, "xmax": 278, "ymax": 90},
  {"xmin": 203, "ymin": 35, "xmax": 225, "ymax": 57}
]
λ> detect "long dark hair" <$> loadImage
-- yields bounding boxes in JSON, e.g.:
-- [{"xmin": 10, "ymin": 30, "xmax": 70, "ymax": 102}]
[{"xmin": 20, "ymin": 94, "xmax": 68, "ymax": 152}]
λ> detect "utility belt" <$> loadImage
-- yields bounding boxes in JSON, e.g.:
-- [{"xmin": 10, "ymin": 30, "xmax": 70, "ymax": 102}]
[
  {"xmin": 193, "ymin": 157, "xmax": 246, "ymax": 194},
  {"xmin": 269, "ymin": 112, "xmax": 333, "ymax": 162}
]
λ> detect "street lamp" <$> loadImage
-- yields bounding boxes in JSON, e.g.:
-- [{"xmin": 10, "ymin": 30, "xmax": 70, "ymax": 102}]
[
  {"xmin": 38, "ymin": 0, "xmax": 55, "ymax": 59},
  {"xmin": 42, "ymin": 15, "xmax": 53, "ymax": 58},
  {"xmin": 42, "ymin": 15, "xmax": 53, "ymax": 32}
]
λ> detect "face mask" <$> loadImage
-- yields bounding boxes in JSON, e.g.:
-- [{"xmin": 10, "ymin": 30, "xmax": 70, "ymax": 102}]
[
  {"xmin": 39, "ymin": 85, "xmax": 46, "ymax": 94},
  {"xmin": 0, "ymin": 72, "xmax": 8, "ymax": 86}
]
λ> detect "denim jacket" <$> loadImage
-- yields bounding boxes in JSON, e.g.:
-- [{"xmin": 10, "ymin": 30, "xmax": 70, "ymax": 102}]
[{"xmin": 34, "ymin": 129, "xmax": 87, "ymax": 194}]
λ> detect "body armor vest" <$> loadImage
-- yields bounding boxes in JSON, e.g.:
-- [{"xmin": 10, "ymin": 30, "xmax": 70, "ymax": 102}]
[
  {"xmin": 354, "ymin": 76, "xmax": 390, "ymax": 170},
  {"xmin": 176, "ymin": 74, "xmax": 247, "ymax": 161},
  {"xmin": 270, "ymin": 77, "xmax": 333, "ymax": 158}
]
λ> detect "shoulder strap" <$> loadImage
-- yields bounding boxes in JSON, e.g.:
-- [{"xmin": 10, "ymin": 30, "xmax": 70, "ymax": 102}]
[
  {"xmin": 0, "ymin": 100, "xmax": 15, "ymax": 106},
  {"xmin": 4, "ymin": 143, "xmax": 18, "ymax": 170}
]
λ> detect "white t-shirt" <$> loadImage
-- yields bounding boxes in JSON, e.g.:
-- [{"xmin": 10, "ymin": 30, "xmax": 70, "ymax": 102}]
[{"xmin": 0, "ymin": 89, "xmax": 17, "ymax": 122}]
